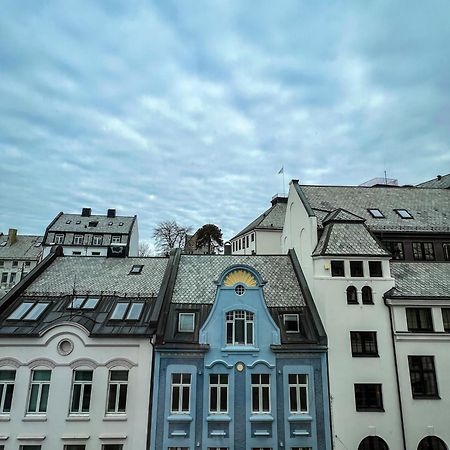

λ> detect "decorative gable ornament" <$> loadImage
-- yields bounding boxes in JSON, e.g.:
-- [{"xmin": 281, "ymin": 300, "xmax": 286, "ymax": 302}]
[{"xmin": 223, "ymin": 269, "xmax": 257, "ymax": 287}]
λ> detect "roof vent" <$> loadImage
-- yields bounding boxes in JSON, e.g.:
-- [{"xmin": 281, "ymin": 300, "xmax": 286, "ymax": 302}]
[
  {"xmin": 81, "ymin": 208, "xmax": 91, "ymax": 217},
  {"xmin": 107, "ymin": 209, "xmax": 116, "ymax": 218},
  {"xmin": 437, "ymin": 175, "xmax": 442, "ymax": 180}
]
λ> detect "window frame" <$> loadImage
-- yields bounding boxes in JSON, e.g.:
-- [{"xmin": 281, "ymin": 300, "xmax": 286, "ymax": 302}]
[
  {"xmin": 55, "ymin": 234, "xmax": 64, "ymax": 244},
  {"xmin": 283, "ymin": 314, "xmax": 300, "ymax": 333},
  {"xmin": 251, "ymin": 373, "xmax": 271, "ymax": 414},
  {"xmin": 367, "ymin": 208, "xmax": 384, "ymax": 218},
  {"xmin": 27, "ymin": 369, "xmax": 51, "ymax": 414},
  {"xmin": 73, "ymin": 235, "xmax": 83, "ymax": 245},
  {"xmin": 350, "ymin": 331, "xmax": 379, "ymax": 357},
  {"xmin": 346, "ymin": 286, "xmax": 358, "ymax": 305},
  {"xmin": 368, "ymin": 261, "xmax": 383, "ymax": 277},
  {"xmin": 106, "ymin": 370, "xmax": 129, "ymax": 415},
  {"xmin": 225, "ymin": 310, "xmax": 254, "ymax": 346},
  {"xmin": 288, "ymin": 373, "xmax": 308, "ymax": 414},
  {"xmin": 350, "ymin": 261, "xmax": 364, "ymax": 277},
  {"xmin": 110, "ymin": 301, "xmax": 144, "ymax": 321},
  {"xmin": 92, "ymin": 235, "xmax": 103, "ymax": 246},
  {"xmin": 442, "ymin": 308, "xmax": 450, "ymax": 332},
  {"xmin": 70, "ymin": 369, "xmax": 93, "ymax": 415},
  {"xmin": 412, "ymin": 242, "xmax": 435, "ymax": 261},
  {"xmin": 111, "ymin": 235, "xmax": 121, "ymax": 244},
  {"xmin": 170, "ymin": 373, "xmax": 191, "ymax": 414},
  {"xmin": 0, "ymin": 369, "xmax": 16, "ymax": 414},
  {"xmin": 354, "ymin": 383, "xmax": 384, "ymax": 412},
  {"xmin": 330, "ymin": 260, "xmax": 345, "ymax": 277},
  {"xmin": 178, "ymin": 313, "xmax": 195, "ymax": 333},
  {"xmin": 361, "ymin": 286, "xmax": 373, "ymax": 305},
  {"xmin": 208, "ymin": 373, "xmax": 228, "ymax": 414},
  {"xmin": 443, "ymin": 243, "xmax": 450, "ymax": 261},
  {"xmin": 408, "ymin": 355, "xmax": 439, "ymax": 399},
  {"xmin": 394, "ymin": 208, "xmax": 413, "ymax": 219},
  {"xmin": 406, "ymin": 308, "xmax": 433, "ymax": 332}
]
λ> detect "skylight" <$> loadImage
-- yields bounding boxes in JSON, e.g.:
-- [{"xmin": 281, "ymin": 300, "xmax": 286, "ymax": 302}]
[
  {"xmin": 0, "ymin": 242, "xmax": 6, "ymax": 247},
  {"xmin": 67, "ymin": 296, "xmax": 100, "ymax": 310},
  {"xmin": 110, "ymin": 302, "xmax": 144, "ymax": 321},
  {"xmin": 68, "ymin": 297, "xmax": 85, "ymax": 309},
  {"xmin": 66, "ymin": 220, "xmax": 72, "ymax": 224},
  {"xmin": 24, "ymin": 303, "xmax": 50, "ymax": 321},
  {"xmin": 130, "ymin": 264, "xmax": 144, "ymax": 274},
  {"xmin": 110, "ymin": 303, "xmax": 129, "ymax": 320},
  {"xmin": 395, "ymin": 209, "xmax": 413, "ymax": 219},
  {"xmin": 8, "ymin": 302, "xmax": 34, "ymax": 320},
  {"xmin": 119, "ymin": 222, "xmax": 124, "ymax": 226},
  {"xmin": 368, "ymin": 208, "xmax": 384, "ymax": 218},
  {"xmin": 88, "ymin": 221, "xmax": 99, "ymax": 227},
  {"xmin": 8, "ymin": 302, "xmax": 50, "ymax": 321},
  {"xmin": 126, "ymin": 303, "xmax": 144, "ymax": 320},
  {"xmin": 76, "ymin": 220, "xmax": 81, "ymax": 224},
  {"xmin": 108, "ymin": 222, "xmax": 113, "ymax": 226}
]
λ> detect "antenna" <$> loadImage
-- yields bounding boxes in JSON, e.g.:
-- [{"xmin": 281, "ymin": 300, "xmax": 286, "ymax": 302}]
[{"xmin": 384, "ymin": 170, "xmax": 388, "ymax": 185}]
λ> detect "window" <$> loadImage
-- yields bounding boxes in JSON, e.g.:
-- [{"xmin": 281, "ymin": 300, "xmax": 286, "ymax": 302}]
[
  {"xmin": 107, "ymin": 370, "xmax": 128, "ymax": 414},
  {"xmin": 55, "ymin": 234, "xmax": 64, "ymax": 244},
  {"xmin": 417, "ymin": 436, "xmax": 447, "ymax": 450},
  {"xmin": 27, "ymin": 370, "xmax": 51, "ymax": 413},
  {"xmin": 395, "ymin": 208, "xmax": 413, "ymax": 219},
  {"xmin": 235, "ymin": 285, "xmax": 245, "ymax": 296},
  {"xmin": 358, "ymin": 436, "xmax": 389, "ymax": 450},
  {"xmin": 68, "ymin": 296, "xmax": 100, "ymax": 310},
  {"xmin": 7, "ymin": 302, "xmax": 50, "ymax": 321},
  {"xmin": 238, "ymin": 240, "xmax": 241, "ymax": 250},
  {"xmin": 331, "ymin": 260, "xmax": 345, "ymax": 277},
  {"xmin": 178, "ymin": 313, "xmax": 195, "ymax": 332},
  {"xmin": 76, "ymin": 220, "xmax": 81, "ymax": 224},
  {"xmin": 226, "ymin": 310, "xmax": 254, "ymax": 345},
  {"xmin": 412, "ymin": 242, "xmax": 435, "ymax": 261},
  {"xmin": 12, "ymin": 260, "xmax": 18, "ymax": 267},
  {"xmin": 368, "ymin": 208, "xmax": 384, "ymax": 218},
  {"xmin": 346, "ymin": 286, "xmax": 358, "ymax": 304},
  {"xmin": 73, "ymin": 235, "xmax": 83, "ymax": 245},
  {"xmin": 443, "ymin": 243, "xmax": 450, "ymax": 261},
  {"xmin": 66, "ymin": 220, "xmax": 72, "ymax": 224},
  {"xmin": 442, "ymin": 308, "xmax": 450, "ymax": 332},
  {"xmin": 168, "ymin": 448, "xmax": 188, "ymax": 450},
  {"xmin": 72, "ymin": 251, "xmax": 81, "ymax": 255},
  {"xmin": 25, "ymin": 261, "xmax": 31, "ymax": 266},
  {"xmin": 284, "ymin": 314, "xmax": 300, "ymax": 333},
  {"xmin": 111, "ymin": 235, "xmax": 121, "ymax": 244},
  {"xmin": 20, "ymin": 446, "xmax": 42, "ymax": 450},
  {"xmin": 251, "ymin": 374, "xmax": 270, "ymax": 413},
  {"xmin": 23, "ymin": 303, "xmax": 50, "ymax": 320},
  {"xmin": 102, "ymin": 446, "xmax": 123, "ymax": 450},
  {"xmin": 130, "ymin": 264, "xmax": 144, "ymax": 274},
  {"xmin": 92, "ymin": 235, "xmax": 103, "ymax": 245},
  {"xmin": 91, "ymin": 251, "xmax": 100, "ymax": 256},
  {"xmin": 0, "ymin": 260, "xmax": 3, "ymax": 267},
  {"xmin": 406, "ymin": 308, "xmax": 433, "ymax": 332},
  {"xmin": 251, "ymin": 233, "xmax": 255, "ymax": 242},
  {"xmin": 209, "ymin": 374, "xmax": 228, "ymax": 414},
  {"xmin": 288, "ymin": 374, "xmax": 308, "ymax": 414},
  {"xmin": 64, "ymin": 446, "xmax": 86, "ymax": 450},
  {"xmin": 171, "ymin": 373, "xmax": 191, "ymax": 414},
  {"xmin": 88, "ymin": 221, "xmax": 98, "ymax": 227},
  {"xmin": 9, "ymin": 272, "xmax": 16, "ymax": 283},
  {"xmin": 369, "ymin": 261, "xmax": 382, "ymax": 277},
  {"xmin": 351, "ymin": 332, "xmax": 378, "ymax": 357},
  {"xmin": 70, "ymin": 370, "xmax": 93, "ymax": 414},
  {"xmin": 0, "ymin": 370, "xmax": 15, "ymax": 414},
  {"xmin": 1, "ymin": 273, "xmax": 7, "ymax": 283},
  {"xmin": 119, "ymin": 222, "xmax": 124, "ymax": 226},
  {"xmin": 408, "ymin": 356, "xmax": 439, "ymax": 398},
  {"xmin": 384, "ymin": 240, "xmax": 404, "ymax": 259},
  {"xmin": 245, "ymin": 235, "xmax": 249, "ymax": 247},
  {"xmin": 361, "ymin": 286, "xmax": 373, "ymax": 305},
  {"xmin": 350, "ymin": 261, "xmax": 364, "ymax": 277},
  {"xmin": 354, "ymin": 384, "xmax": 383, "ymax": 411},
  {"xmin": 110, "ymin": 302, "xmax": 144, "ymax": 321}
]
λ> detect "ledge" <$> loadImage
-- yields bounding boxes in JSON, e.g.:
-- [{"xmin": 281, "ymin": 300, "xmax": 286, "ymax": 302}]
[
  {"xmin": 0, "ymin": 416, "xmax": 10, "ymax": 422},
  {"xmin": 167, "ymin": 414, "xmax": 193, "ymax": 422},
  {"xmin": 23, "ymin": 416, "xmax": 47, "ymax": 422},
  {"xmin": 99, "ymin": 433, "xmax": 127, "ymax": 440},
  {"xmin": 61, "ymin": 435, "xmax": 90, "ymax": 440},
  {"xmin": 66, "ymin": 416, "xmax": 90, "ymax": 422},
  {"xmin": 207, "ymin": 414, "xmax": 231, "ymax": 422},
  {"xmin": 221, "ymin": 346, "xmax": 259, "ymax": 353},
  {"xmin": 288, "ymin": 414, "xmax": 313, "ymax": 422},
  {"xmin": 103, "ymin": 415, "xmax": 128, "ymax": 421},
  {"xmin": 249, "ymin": 414, "xmax": 273, "ymax": 422},
  {"xmin": 0, "ymin": 436, "xmax": 8, "ymax": 441},
  {"xmin": 17, "ymin": 435, "xmax": 46, "ymax": 441}
]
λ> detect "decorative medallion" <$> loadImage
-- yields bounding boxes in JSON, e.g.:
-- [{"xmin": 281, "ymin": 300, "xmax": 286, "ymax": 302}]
[
  {"xmin": 235, "ymin": 362, "xmax": 245, "ymax": 372},
  {"xmin": 223, "ymin": 270, "xmax": 257, "ymax": 287}
]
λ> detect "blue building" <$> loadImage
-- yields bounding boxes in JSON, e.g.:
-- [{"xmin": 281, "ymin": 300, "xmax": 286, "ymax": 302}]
[{"xmin": 151, "ymin": 250, "xmax": 332, "ymax": 450}]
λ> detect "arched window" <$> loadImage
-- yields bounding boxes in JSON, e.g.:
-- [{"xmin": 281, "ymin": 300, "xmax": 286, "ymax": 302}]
[
  {"xmin": 226, "ymin": 310, "xmax": 254, "ymax": 345},
  {"xmin": 418, "ymin": 436, "xmax": 448, "ymax": 450},
  {"xmin": 347, "ymin": 286, "xmax": 358, "ymax": 304},
  {"xmin": 358, "ymin": 436, "xmax": 389, "ymax": 450},
  {"xmin": 362, "ymin": 286, "xmax": 374, "ymax": 304}
]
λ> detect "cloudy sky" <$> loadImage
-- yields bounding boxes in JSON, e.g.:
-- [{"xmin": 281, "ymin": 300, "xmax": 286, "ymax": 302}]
[{"xmin": 1, "ymin": 1, "xmax": 449, "ymax": 245}]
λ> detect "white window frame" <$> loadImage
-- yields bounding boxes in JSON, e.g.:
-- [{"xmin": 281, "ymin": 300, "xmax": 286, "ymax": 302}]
[
  {"xmin": 208, "ymin": 374, "xmax": 228, "ymax": 414},
  {"xmin": 0, "ymin": 369, "xmax": 15, "ymax": 414},
  {"xmin": 251, "ymin": 374, "xmax": 271, "ymax": 414},
  {"xmin": 70, "ymin": 369, "xmax": 93, "ymax": 415},
  {"xmin": 178, "ymin": 313, "xmax": 195, "ymax": 332},
  {"xmin": 55, "ymin": 234, "xmax": 64, "ymax": 244},
  {"xmin": 73, "ymin": 235, "xmax": 83, "ymax": 245},
  {"xmin": 170, "ymin": 373, "xmax": 191, "ymax": 414},
  {"xmin": 283, "ymin": 314, "xmax": 300, "ymax": 333},
  {"xmin": 27, "ymin": 369, "xmax": 51, "ymax": 414},
  {"xmin": 92, "ymin": 235, "xmax": 103, "ymax": 246},
  {"xmin": 226, "ymin": 310, "xmax": 254, "ymax": 346},
  {"xmin": 111, "ymin": 235, "xmax": 121, "ymax": 244},
  {"xmin": 106, "ymin": 370, "xmax": 128, "ymax": 415},
  {"xmin": 288, "ymin": 374, "xmax": 309, "ymax": 414}
]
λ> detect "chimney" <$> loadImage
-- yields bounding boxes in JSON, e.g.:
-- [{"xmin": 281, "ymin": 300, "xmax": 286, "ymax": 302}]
[
  {"xmin": 437, "ymin": 175, "xmax": 442, "ymax": 180},
  {"xmin": 8, "ymin": 228, "xmax": 17, "ymax": 245},
  {"xmin": 81, "ymin": 208, "xmax": 92, "ymax": 217},
  {"xmin": 107, "ymin": 209, "xmax": 116, "ymax": 218},
  {"xmin": 224, "ymin": 241, "xmax": 232, "ymax": 255}
]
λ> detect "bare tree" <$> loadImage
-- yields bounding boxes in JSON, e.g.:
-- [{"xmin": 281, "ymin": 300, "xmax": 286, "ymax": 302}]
[
  {"xmin": 153, "ymin": 220, "xmax": 192, "ymax": 255},
  {"xmin": 138, "ymin": 241, "xmax": 154, "ymax": 257}
]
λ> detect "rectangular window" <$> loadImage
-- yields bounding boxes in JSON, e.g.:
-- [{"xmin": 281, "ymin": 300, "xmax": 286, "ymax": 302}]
[
  {"xmin": 350, "ymin": 261, "xmax": 364, "ymax": 277},
  {"xmin": 368, "ymin": 261, "xmax": 383, "ymax": 277},
  {"xmin": 442, "ymin": 308, "xmax": 450, "ymax": 332},
  {"xmin": 55, "ymin": 234, "xmax": 64, "ymax": 244},
  {"xmin": 178, "ymin": 313, "xmax": 195, "ymax": 332},
  {"xmin": 111, "ymin": 235, "xmax": 121, "ymax": 244},
  {"xmin": 25, "ymin": 261, "xmax": 31, "ymax": 266},
  {"xmin": 384, "ymin": 242, "xmax": 405, "ymax": 260},
  {"xmin": 368, "ymin": 208, "xmax": 384, "ymax": 218},
  {"xmin": 408, "ymin": 356, "xmax": 439, "ymax": 399},
  {"xmin": 12, "ymin": 261, "xmax": 18, "ymax": 267},
  {"xmin": 412, "ymin": 242, "xmax": 435, "ymax": 261},
  {"xmin": 27, "ymin": 370, "xmax": 51, "ymax": 413},
  {"xmin": 72, "ymin": 251, "xmax": 81, "ymax": 255},
  {"xmin": 251, "ymin": 233, "xmax": 255, "ymax": 242},
  {"xmin": 283, "ymin": 314, "xmax": 300, "ymax": 333},
  {"xmin": 251, "ymin": 374, "xmax": 270, "ymax": 413},
  {"xmin": 406, "ymin": 308, "xmax": 433, "ymax": 332},
  {"xmin": 209, "ymin": 374, "xmax": 228, "ymax": 414},
  {"xmin": 443, "ymin": 243, "xmax": 450, "ymax": 261},
  {"xmin": 92, "ymin": 235, "xmax": 103, "ymax": 246},
  {"xmin": 0, "ymin": 370, "xmax": 15, "ymax": 414},
  {"xmin": 354, "ymin": 383, "xmax": 383, "ymax": 411},
  {"xmin": 68, "ymin": 296, "xmax": 100, "ymax": 310},
  {"xmin": 171, "ymin": 373, "xmax": 191, "ymax": 414},
  {"xmin": 226, "ymin": 310, "xmax": 254, "ymax": 345},
  {"xmin": 73, "ymin": 235, "xmax": 83, "ymax": 245},
  {"xmin": 0, "ymin": 260, "xmax": 3, "ymax": 267},
  {"xmin": 102, "ymin": 446, "xmax": 123, "ymax": 450},
  {"xmin": 395, "ymin": 208, "xmax": 413, "ymax": 219},
  {"xmin": 246, "ymin": 235, "xmax": 249, "ymax": 248},
  {"xmin": 1, "ymin": 273, "xmax": 7, "ymax": 283},
  {"xmin": 9, "ymin": 272, "xmax": 16, "ymax": 283},
  {"xmin": 350, "ymin": 332, "xmax": 378, "ymax": 357},
  {"xmin": 288, "ymin": 374, "xmax": 308, "ymax": 414},
  {"xmin": 20, "ymin": 446, "xmax": 42, "ymax": 450},
  {"xmin": 70, "ymin": 370, "xmax": 93, "ymax": 414},
  {"xmin": 107, "ymin": 370, "xmax": 128, "ymax": 414},
  {"xmin": 331, "ymin": 260, "xmax": 345, "ymax": 277}
]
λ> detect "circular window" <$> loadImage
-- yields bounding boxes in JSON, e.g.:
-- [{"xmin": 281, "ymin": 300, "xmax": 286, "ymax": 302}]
[
  {"xmin": 235, "ymin": 285, "xmax": 245, "ymax": 296},
  {"xmin": 57, "ymin": 338, "xmax": 74, "ymax": 356}
]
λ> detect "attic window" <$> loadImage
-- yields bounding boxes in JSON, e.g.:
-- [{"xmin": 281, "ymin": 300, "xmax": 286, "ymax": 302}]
[
  {"xmin": 110, "ymin": 302, "xmax": 144, "ymax": 320},
  {"xmin": 178, "ymin": 313, "xmax": 195, "ymax": 332},
  {"xmin": 7, "ymin": 302, "xmax": 50, "ymax": 321},
  {"xmin": 284, "ymin": 314, "xmax": 300, "ymax": 333},
  {"xmin": 368, "ymin": 209, "xmax": 384, "ymax": 218},
  {"xmin": 88, "ymin": 221, "xmax": 99, "ymax": 227},
  {"xmin": 66, "ymin": 220, "xmax": 72, "ymax": 224},
  {"xmin": 68, "ymin": 296, "xmax": 100, "ymax": 310},
  {"xmin": 130, "ymin": 264, "xmax": 143, "ymax": 274},
  {"xmin": 119, "ymin": 222, "xmax": 124, "ymax": 226},
  {"xmin": 395, "ymin": 209, "xmax": 413, "ymax": 219}
]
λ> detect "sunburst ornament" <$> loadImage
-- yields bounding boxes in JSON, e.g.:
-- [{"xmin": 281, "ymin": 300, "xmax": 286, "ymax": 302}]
[{"xmin": 223, "ymin": 269, "xmax": 257, "ymax": 287}]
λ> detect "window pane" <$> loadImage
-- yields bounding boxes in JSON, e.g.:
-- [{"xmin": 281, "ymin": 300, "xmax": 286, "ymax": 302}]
[
  {"xmin": 220, "ymin": 386, "xmax": 227, "ymax": 412},
  {"xmin": 210, "ymin": 386, "xmax": 217, "ymax": 411},
  {"xmin": 81, "ymin": 384, "xmax": 92, "ymax": 412},
  {"xmin": 235, "ymin": 319, "xmax": 245, "ymax": 344},
  {"xmin": 179, "ymin": 313, "xmax": 195, "ymax": 332},
  {"xmin": 442, "ymin": 308, "xmax": 450, "ymax": 331},
  {"xmin": 39, "ymin": 384, "xmax": 49, "ymax": 412},
  {"xmin": 110, "ymin": 371, "xmax": 128, "ymax": 382},
  {"xmin": 252, "ymin": 387, "xmax": 259, "ymax": 411},
  {"xmin": 8, "ymin": 302, "xmax": 34, "ymax": 320},
  {"xmin": 69, "ymin": 297, "xmax": 85, "ymax": 309},
  {"xmin": 107, "ymin": 384, "xmax": 117, "ymax": 412},
  {"xmin": 289, "ymin": 386, "xmax": 297, "ymax": 411},
  {"xmin": 24, "ymin": 303, "xmax": 49, "ymax": 320},
  {"xmin": 350, "ymin": 261, "xmax": 364, "ymax": 277},
  {"xmin": 0, "ymin": 370, "xmax": 15, "ymax": 381},
  {"xmin": 71, "ymin": 384, "xmax": 81, "ymax": 412},
  {"xmin": 299, "ymin": 387, "xmax": 307, "ymax": 411},
  {"xmin": 331, "ymin": 261, "xmax": 344, "ymax": 277},
  {"xmin": 181, "ymin": 386, "xmax": 190, "ymax": 411},
  {"xmin": 369, "ymin": 261, "xmax": 382, "ymax": 277},
  {"xmin": 28, "ymin": 384, "xmax": 39, "ymax": 412},
  {"xmin": 3, "ymin": 384, "xmax": 14, "ymax": 412},
  {"xmin": 110, "ymin": 303, "xmax": 128, "ymax": 320},
  {"xmin": 246, "ymin": 322, "xmax": 253, "ymax": 344},
  {"xmin": 75, "ymin": 371, "xmax": 93, "ymax": 381},
  {"xmin": 126, "ymin": 303, "xmax": 143, "ymax": 320},
  {"xmin": 118, "ymin": 384, "xmax": 127, "ymax": 412},
  {"xmin": 33, "ymin": 370, "xmax": 51, "ymax": 382},
  {"xmin": 83, "ymin": 297, "xmax": 99, "ymax": 309},
  {"xmin": 262, "ymin": 386, "xmax": 270, "ymax": 411},
  {"xmin": 172, "ymin": 386, "xmax": 179, "ymax": 412}
]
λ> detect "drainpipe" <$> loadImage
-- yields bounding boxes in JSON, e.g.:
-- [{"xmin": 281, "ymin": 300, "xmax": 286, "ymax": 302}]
[
  {"xmin": 385, "ymin": 297, "xmax": 407, "ymax": 450},
  {"xmin": 146, "ymin": 337, "xmax": 156, "ymax": 450}
]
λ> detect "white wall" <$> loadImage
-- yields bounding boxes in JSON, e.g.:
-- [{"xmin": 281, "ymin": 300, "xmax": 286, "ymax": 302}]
[
  {"xmin": 0, "ymin": 324, "xmax": 152, "ymax": 450},
  {"xmin": 128, "ymin": 220, "xmax": 139, "ymax": 257}
]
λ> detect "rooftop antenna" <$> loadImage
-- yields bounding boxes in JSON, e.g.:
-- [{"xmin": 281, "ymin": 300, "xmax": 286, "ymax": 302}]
[
  {"xmin": 384, "ymin": 170, "xmax": 388, "ymax": 185},
  {"xmin": 278, "ymin": 166, "xmax": 285, "ymax": 195}
]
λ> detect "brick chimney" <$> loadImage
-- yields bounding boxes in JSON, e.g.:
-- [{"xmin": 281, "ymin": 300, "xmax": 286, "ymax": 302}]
[
  {"xmin": 107, "ymin": 209, "xmax": 116, "ymax": 218},
  {"xmin": 8, "ymin": 228, "xmax": 17, "ymax": 245},
  {"xmin": 81, "ymin": 208, "xmax": 92, "ymax": 217}
]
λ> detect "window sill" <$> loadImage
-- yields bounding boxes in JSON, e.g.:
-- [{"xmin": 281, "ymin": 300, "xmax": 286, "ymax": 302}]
[
  {"xmin": 288, "ymin": 414, "xmax": 312, "ymax": 422},
  {"xmin": 103, "ymin": 415, "xmax": 128, "ymax": 421},
  {"xmin": 0, "ymin": 416, "xmax": 10, "ymax": 422},
  {"xmin": 249, "ymin": 414, "xmax": 273, "ymax": 422},
  {"xmin": 352, "ymin": 354, "xmax": 380, "ymax": 358},
  {"xmin": 355, "ymin": 408, "xmax": 385, "ymax": 413},
  {"xmin": 167, "ymin": 414, "xmax": 192, "ymax": 422},
  {"xmin": 66, "ymin": 416, "xmax": 90, "ymax": 422},
  {"xmin": 23, "ymin": 415, "xmax": 47, "ymax": 422},
  {"xmin": 221, "ymin": 346, "xmax": 259, "ymax": 352},
  {"xmin": 412, "ymin": 395, "xmax": 441, "ymax": 400},
  {"xmin": 207, "ymin": 414, "xmax": 231, "ymax": 422}
]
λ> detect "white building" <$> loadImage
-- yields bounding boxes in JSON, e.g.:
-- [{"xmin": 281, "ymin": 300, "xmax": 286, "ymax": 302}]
[
  {"xmin": 0, "ymin": 248, "xmax": 173, "ymax": 450},
  {"xmin": 230, "ymin": 194, "xmax": 286, "ymax": 255},
  {"xmin": 0, "ymin": 229, "xmax": 43, "ymax": 298},
  {"xmin": 42, "ymin": 208, "xmax": 139, "ymax": 258}
]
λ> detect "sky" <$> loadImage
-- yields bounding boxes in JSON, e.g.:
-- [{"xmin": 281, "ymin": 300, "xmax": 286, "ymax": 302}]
[{"xmin": 1, "ymin": 1, "xmax": 449, "ymax": 246}]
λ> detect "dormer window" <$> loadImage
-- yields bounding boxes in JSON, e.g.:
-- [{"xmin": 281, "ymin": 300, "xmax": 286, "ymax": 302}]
[
  {"xmin": 55, "ymin": 234, "xmax": 64, "ymax": 244},
  {"xmin": 130, "ymin": 264, "xmax": 144, "ymax": 274},
  {"xmin": 395, "ymin": 209, "xmax": 413, "ymax": 219},
  {"xmin": 368, "ymin": 208, "xmax": 384, "ymax": 218},
  {"xmin": 284, "ymin": 314, "xmax": 300, "ymax": 333},
  {"xmin": 226, "ymin": 310, "xmax": 254, "ymax": 345},
  {"xmin": 88, "ymin": 221, "xmax": 98, "ymax": 227},
  {"xmin": 73, "ymin": 235, "xmax": 83, "ymax": 245},
  {"xmin": 92, "ymin": 235, "xmax": 103, "ymax": 246},
  {"xmin": 111, "ymin": 235, "xmax": 121, "ymax": 244},
  {"xmin": 178, "ymin": 313, "xmax": 195, "ymax": 332}
]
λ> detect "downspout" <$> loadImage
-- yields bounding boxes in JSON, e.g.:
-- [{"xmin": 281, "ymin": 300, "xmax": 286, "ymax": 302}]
[
  {"xmin": 146, "ymin": 337, "xmax": 156, "ymax": 450},
  {"xmin": 385, "ymin": 297, "xmax": 407, "ymax": 450}
]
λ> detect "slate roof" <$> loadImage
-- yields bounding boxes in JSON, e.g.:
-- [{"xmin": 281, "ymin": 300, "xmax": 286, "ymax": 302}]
[
  {"xmin": 417, "ymin": 173, "xmax": 450, "ymax": 189},
  {"xmin": 388, "ymin": 262, "xmax": 450, "ymax": 298},
  {"xmin": 48, "ymin": 213, "xmax": 135, "ymax": 234},
  {"xmin": 171, "ymin": 254, "xmax": 305, "ymax": 307},
  {"xmin": 323, "ymin": 208, "xmax": 365, "ymax": 224},
  {"xmin": 232, "ymin": 200, "xmax": 287, "ymax": 239},
  {"xmin": 0, "ymin": 235, "xmax": 43, "ymax": 260},
  {"xmin": 24, "ymin": 256, "xmax": 168, "ymax": 296},
  {"xmin": 313, "ymin": 222, "xmax": 390, "ymax": 257},
  {"xmin": 298, "ymin": 184, "xmax": 450, "ymax": 232}
]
